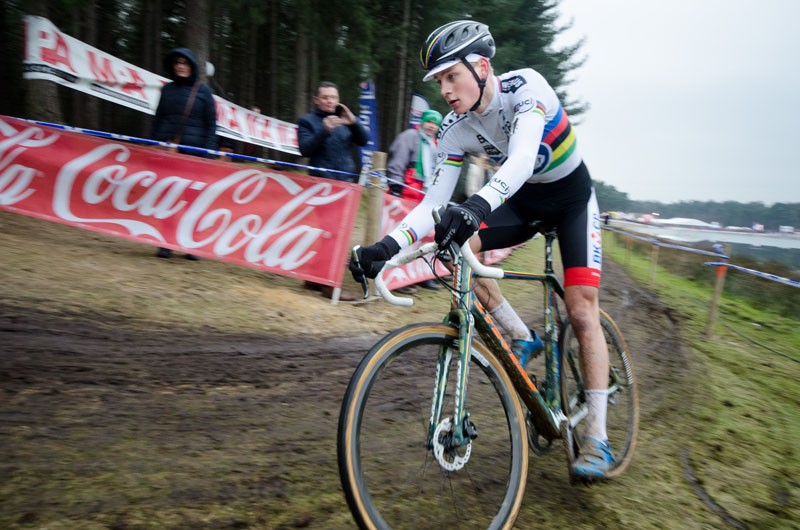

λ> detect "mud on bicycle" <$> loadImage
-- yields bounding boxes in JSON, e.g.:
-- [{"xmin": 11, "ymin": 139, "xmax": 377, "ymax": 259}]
[{"xmin": 338, "ymin": 215, "xmax": 639, "ymax": 530}]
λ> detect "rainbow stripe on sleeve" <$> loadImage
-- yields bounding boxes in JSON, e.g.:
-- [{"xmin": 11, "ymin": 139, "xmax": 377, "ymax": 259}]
[
  {"xmin": 444, "ymin": 154, "xmax": 464, "ymax": 168},
  {"xmin": 398, "ymin": 227, "xmax": 419, "ymax": 245},
  {"xmin": 533, "ymin": 100, "xmax": 546, "ymax": 119},
  {"xmin": 541, "ymin": 105, "xmax": 576, "ymax": 172}
]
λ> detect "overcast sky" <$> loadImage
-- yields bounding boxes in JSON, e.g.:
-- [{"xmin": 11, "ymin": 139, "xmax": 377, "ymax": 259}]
[{"xmin": 553, "ymin": 0, "xmax": 800, "ymax": 205}]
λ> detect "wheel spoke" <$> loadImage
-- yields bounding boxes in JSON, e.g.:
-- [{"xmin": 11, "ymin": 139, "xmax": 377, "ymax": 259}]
[
  {"xmin": 559, "ymin": 313, "xmax": 639, "ymax": 478},
  {"xmin": 339, "ymin": 325, "xmax": 527, "ymax": 530}
]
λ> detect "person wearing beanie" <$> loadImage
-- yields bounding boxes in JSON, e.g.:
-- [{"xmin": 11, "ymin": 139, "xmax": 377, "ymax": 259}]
[
  {"xmin": 385, "ymin": 108, "xmax": 444, "ymax": 292},
  {"xmin": 387, "ymin": 109, "xmax": 443, "ymax": 201}
]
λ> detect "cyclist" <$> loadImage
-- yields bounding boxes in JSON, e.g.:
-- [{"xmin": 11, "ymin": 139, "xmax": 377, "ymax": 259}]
[{"xmin": 350, "ymin": 20, "xmax": 614, "ymax": 480}]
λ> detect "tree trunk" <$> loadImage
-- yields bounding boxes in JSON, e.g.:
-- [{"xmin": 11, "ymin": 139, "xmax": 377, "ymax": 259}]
[
  {"xmin": 243, "ymin": 14, "xmax": 258, "ymax": 107},
  {"xmin": 140, "ymin": 0, "xmax": 162, "ymax": 73},
  {"xmin": 184, "ymin": 0, "xmax": 210, "ymax": 84},
  {"xmin": 24, "ymin": 0, "xmax": 62, "ymax": 123},
  {"xmin": 267, "ymin": 0, "xmax": 278, "ymax": 118},
  {"xmin": 294, "ymin": 13, "xmax": 309, "ymax": 118},
  {"xmin": 140, "ymin": 0, "xmax": 162, "ymax": 137},
  {"xmin": 79, "ymin": 0, "xmax": 99, "ymax": 130},
  {"xmin": 209, "ymin": 2, "xmax": 228, "ymax": 95},
  {"xmin": 0, "ymin": 1, "xmax": 25, "ymax": 115},
  {"xmin": 393, "ymin": 0, "xmax": 412, "ymax": 138}
]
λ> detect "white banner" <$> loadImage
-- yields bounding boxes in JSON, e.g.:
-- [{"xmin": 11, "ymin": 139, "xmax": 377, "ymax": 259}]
[
  {"xmin": 408, "ymin": 93, "xmax": 430, "ymax": 129},
  {"xmin": 22, "ymin": 16, "xmax": 300, "ymax": 155}
]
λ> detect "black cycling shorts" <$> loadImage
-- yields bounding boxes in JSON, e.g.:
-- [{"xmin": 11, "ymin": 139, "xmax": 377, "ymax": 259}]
[{"xmin": 478, "ymin": 161, "xmax": 603, "ymax": 287}]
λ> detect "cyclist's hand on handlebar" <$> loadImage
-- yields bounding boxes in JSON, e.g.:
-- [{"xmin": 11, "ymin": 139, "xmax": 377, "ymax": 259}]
[
  {"xmin": 434, "ymin": 195, "xmax": 492, "ymax": 249},
  {"xmin": 349, "ymin": 236, "xmax": 401, "ymax": 282}
]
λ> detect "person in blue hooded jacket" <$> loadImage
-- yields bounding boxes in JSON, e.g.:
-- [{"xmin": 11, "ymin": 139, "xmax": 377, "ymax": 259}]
[{"xmin": 151, "ymin": 47, "xmax": 217, "ymax": 260}]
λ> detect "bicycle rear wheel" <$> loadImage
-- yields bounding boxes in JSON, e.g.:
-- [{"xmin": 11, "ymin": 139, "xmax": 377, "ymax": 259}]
[
  {"xmin": 559, "ymin": 309, "xmax": 639, "ymax": 478},
  {"xmin": 338, "ymin": 323, "xmax": 528, "ymax": 530}
]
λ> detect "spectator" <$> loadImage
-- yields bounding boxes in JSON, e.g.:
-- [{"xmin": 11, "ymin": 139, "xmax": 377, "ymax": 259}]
[
  {"xmin": 387, "ymin": 109, "xmax": 442, "ymax": 201},
  {"xmin": 151, "ymin": 47, "xmax": 217, "ymax": 260},
  {"xmin": 387, "ymin": 109, "xmax": 443, "ymax": 291},
  {"xmin": 296, "ymin": 82, "xmax": 367, "ymax": 301},
  {"xmin": 297, "ymin": 82, "xmax": 369, "ymax": 182}
]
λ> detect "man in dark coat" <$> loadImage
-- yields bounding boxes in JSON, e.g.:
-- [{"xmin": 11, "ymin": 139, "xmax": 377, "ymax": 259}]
[
  {"xmin": 151, "ymin": 47, "xmax": 217, "ymax": 259},
  {"xmin": 296, "ymin": 81, "xmax": 365, "ymax": 300},
  {"xmin": 296, "ymin": 81, "xmax": 369, "ymax": 182}
]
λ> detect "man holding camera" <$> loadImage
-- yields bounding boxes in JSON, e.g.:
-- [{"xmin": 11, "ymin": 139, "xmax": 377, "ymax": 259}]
[
  {"xmin": 297, "ymin": 81, "xmax": 369, "ymax": 182},
  {"xmin": 297, "ymin": 81, "xmax": 368, "ymax": 301}
]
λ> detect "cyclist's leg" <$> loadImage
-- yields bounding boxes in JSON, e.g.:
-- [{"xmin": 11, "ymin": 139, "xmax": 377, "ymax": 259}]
[
  {"xmin": 473, "ymin": 204, "xmax": 541, "ymax": 356},
  {"xmin": 468, "ymin": 237, "xmax": 506, "ymax": 310},
  {"xmin": 560, "ymin": 309, "xmax": 639, "ymax": 480},
  {"xmin": 553, "ymin": 170, "xmax": 615, "ymax": 477},
  {"xmin": 564, "ymin": 284, "xmax": 609, "ymax": 435}
]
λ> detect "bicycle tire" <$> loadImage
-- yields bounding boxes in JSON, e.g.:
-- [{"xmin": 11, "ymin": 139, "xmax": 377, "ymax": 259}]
[
  {"xmin": 559, "ymin": 309, "xmax": 639, "ymax": 479},
  {"xmin": 338, "ymin": 323, "xmax": 528, "ymax": 530}
]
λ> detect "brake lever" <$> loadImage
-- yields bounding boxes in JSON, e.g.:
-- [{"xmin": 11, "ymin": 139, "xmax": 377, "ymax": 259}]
[
  {"xmin": 351, "ymin": 246, "xmax": 370, "ymax": 300},
  {"xmin": 431, "ymin": 205, "xmax": 458, "ymax": 262}
]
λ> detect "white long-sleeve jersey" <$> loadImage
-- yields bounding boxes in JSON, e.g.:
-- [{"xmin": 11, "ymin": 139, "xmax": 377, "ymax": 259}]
[{"xmin": 388, "ymin": 68, "xmax": 582, "ymax": 248}]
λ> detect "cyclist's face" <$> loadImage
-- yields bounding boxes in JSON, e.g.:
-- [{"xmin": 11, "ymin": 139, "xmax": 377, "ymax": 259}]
[{"xmin": 434, "ymin": 60, "xmax": 485, "ymax": 115}]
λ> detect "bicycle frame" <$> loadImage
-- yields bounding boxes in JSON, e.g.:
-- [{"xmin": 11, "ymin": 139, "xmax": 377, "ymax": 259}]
[
  {"xmin": 473, "ymin": 231, "xmax": 567, "ymax": 441},
  {"xmin": 381, "ymin": 235, "xmax": 570, "ymax": 450},
  {"xmin": 342, "ymin": 226, "xmax": 638, "ymax": 526}
]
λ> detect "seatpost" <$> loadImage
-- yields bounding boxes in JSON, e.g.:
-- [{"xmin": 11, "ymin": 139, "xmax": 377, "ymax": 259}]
[{"xmin": 544, "ymin": 232, "xmax": 556, "ymax": 275}]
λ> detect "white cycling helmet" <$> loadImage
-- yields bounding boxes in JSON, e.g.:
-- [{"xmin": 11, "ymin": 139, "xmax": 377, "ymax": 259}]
[{"xmin": 419, "ymin": 20, "xmax": 495, "ymax": 82}]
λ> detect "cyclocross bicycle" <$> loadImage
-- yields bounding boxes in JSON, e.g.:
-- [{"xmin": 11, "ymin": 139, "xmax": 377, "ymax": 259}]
[{"xmin": 338, "ymin": 219, "xmax": 639, "ymax": 530}]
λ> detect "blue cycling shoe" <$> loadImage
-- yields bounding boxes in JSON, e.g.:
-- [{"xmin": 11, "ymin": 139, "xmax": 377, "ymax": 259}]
[
  {"xmin": 571, "ymin": 436, "xmax": 615, "ymax": 480},
  {"xmin": 511, "ymin": 330, "xmax": 543, "ymax": 369}
]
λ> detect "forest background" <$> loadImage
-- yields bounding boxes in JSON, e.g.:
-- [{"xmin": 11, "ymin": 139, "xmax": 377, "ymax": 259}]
[{"xmin": 0, "ymin": 0, "xmax": 797, "ymax": 230}]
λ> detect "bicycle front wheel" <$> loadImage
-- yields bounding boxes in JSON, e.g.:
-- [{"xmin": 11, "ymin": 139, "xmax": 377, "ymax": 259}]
[
  {"xmin": 338, "ymin": 323, "xmax": 528, "ymax": 530},
  {"xmin": 559, "ymin": 309, "xmax": 639, "ymax": 478}
]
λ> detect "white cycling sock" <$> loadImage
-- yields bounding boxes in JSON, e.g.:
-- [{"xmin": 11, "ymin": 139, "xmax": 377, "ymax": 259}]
[
  {"xmin": 585, "ymin": 389, "xmax": 609, "ymax": 441},
  {"xmin": 489, "ymin": 299, "xmax": 532, "ymax": 342}
]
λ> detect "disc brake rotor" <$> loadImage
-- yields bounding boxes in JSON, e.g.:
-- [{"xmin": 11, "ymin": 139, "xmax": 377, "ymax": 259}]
[{"xmin": 432, "ymin": 417, "xmax": 472, "ymax": 471}]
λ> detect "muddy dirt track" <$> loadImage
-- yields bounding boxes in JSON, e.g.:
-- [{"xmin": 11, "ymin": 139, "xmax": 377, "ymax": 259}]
[{"xmin": 0, "ymin": 212, "xmax": 721, "ymax": 530}]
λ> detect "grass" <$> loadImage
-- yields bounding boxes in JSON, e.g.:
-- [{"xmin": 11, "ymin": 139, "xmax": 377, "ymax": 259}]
[
  {"xmin": 2, "ymin": 207, "xmax": 799, "ymax": 529},
  {"xmin": 604, "ymin": 231, "xmax": 800, "ymax": 529}
]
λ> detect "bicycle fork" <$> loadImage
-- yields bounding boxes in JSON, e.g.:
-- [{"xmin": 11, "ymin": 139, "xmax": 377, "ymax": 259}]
[
  {"xmin": 426, "ymin": 256, "xmax": 479, "ymax": 465},
  {"xmin": 427, "ymin": 308, "xmax": 477, "ymax": 450}
]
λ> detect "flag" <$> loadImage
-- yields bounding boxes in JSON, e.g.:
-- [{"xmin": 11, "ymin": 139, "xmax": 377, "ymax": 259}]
[
  {"xmin": 357, "ymin": 81, "xmax": 380, "ymax": 176},
  {"xmin": 409, "ymin": 93, "xmax": 430, "ymax": 129}
]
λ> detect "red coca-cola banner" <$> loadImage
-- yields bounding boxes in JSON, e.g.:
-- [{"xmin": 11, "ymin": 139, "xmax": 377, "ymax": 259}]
[
  {"xmin": 0, "ymin": 116, "xmax": 362, "ymax": 287},
  {"xmin": 380, "ymin": 193, "xmax": 514, "ymax": 290}
]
